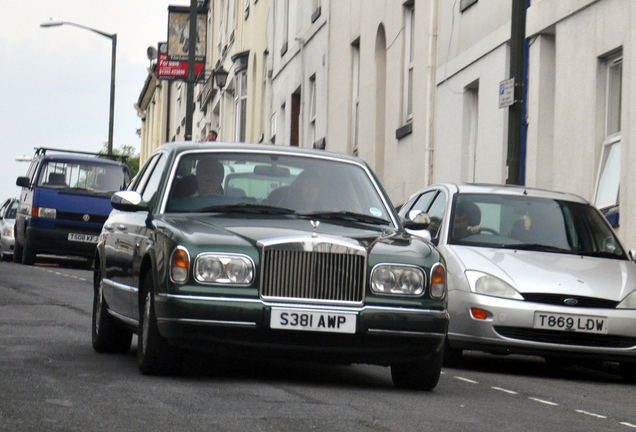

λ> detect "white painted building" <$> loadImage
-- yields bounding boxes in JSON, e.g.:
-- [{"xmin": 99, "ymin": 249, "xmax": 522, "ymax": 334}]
[
  {"xmin": 326, "ymin": 0, "xmax": 438, "ymax": 205},
  {"xmin": 434, "ymin": 0, "xmax": 513, "ymax": 186},
  {"xmin": 136, "ymin": 0, "xmax": 636, "ymax": 246},
  {"xmin": 526, "ymin": 0, "xmax": 634, "ymax": 246},
  {"xmin": 267, "ymin": 0, "xmax": 329, "ymax": 150}
]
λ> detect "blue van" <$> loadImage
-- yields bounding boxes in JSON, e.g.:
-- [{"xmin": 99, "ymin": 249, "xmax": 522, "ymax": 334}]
[{"xmin": 14, "ymin": 147, "xmax": 131, "ymax": 266}]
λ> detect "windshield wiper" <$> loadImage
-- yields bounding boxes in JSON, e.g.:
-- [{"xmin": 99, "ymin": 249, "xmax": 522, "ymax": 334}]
[
  {"xmin": 577, "ymin": 250, "xmax": 623, "ymax": 259},
  {"xmin": 503, "ymin": 243, "xmax": 573, "ymax": 253},
  {"xmin": 199, "ymin": 203, "xmax": 297, "ymax": 215},
  {"xmin": 300, "ymin": 211, "xmax": 391, "ymax": 226}
]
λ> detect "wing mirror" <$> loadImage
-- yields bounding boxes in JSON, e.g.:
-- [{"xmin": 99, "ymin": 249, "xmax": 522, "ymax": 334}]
[
  {"xmin": 402, "ymin": 210, "xmax": 432, "ymax": 242},
  {"xmin": 111, "ymin": 191, "xmax": 148, "ymax": 212}
]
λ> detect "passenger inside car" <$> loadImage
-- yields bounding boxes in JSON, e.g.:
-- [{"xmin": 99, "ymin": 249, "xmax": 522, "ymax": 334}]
[
  {"xmin": 196, "ymin": 157, "xmax": 224, "ymax": 195},
  {"xmin": 451, "ymin": 200, "xmax": 481, "ymax": 241}
]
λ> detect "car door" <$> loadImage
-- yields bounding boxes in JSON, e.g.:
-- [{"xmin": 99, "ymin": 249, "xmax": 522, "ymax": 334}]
[
  {"xmin": 126, "ymin": 153, "xmax": 169, "ymax": 322},
  {"xmin": 102, "ymin": 154, "xmax": 164, "ymax": 318}
]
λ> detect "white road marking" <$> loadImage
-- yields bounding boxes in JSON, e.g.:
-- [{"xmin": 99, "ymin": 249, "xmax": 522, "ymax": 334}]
[
  {"xmin": 492, "ymin": 387, "xmax": 518, "ymax": 395},
  {"xmin": 528, "ymin": 397, "xmax": 558, "ymax": 406},
  {"xmin": 454, "ymin": 376, "xmax": 479, "ymax": 384},
  {"xmin": 575, "ymin": 410, "xmax": 607, "ymax": 419}
]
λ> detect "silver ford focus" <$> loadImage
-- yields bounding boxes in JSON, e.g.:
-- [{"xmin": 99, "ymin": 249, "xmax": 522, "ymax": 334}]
[{"xmin": 399, "ymin": 183, "xmax": 636, "ymax": 382}]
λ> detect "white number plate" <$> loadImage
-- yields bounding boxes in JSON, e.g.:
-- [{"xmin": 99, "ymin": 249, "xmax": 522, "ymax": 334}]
[
  {"xmin": 270, "ymin": 308, "xmax": 357, "ymax": 334},
  {"xmin": 533, "ymin": 311, "xmax": 608, "ymax": 334},
  {"xmin": 68, "ymin": 233, "xmax": 99, "ymax": 244}
]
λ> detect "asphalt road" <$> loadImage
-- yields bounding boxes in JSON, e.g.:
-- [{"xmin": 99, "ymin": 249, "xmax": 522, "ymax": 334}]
[{"xmin": 1, "ymin": 259, "xmax": 636, "ymax": 431}]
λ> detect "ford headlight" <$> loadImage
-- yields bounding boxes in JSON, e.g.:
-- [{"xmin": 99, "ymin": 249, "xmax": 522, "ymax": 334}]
[
  {"xmin": 466, "ymin": 270, "xmax": 523, "ymax": 300},
  {"xmin": 194, "ymin": 253, "xmax": 254, "ymax": 285},
  {"xmin": 371, "ymin": 264, "xmax": 425, "ymax": 296},
  {"xmin": 618, "ymin": 290, "xmax": 636, "ymax": 309}
]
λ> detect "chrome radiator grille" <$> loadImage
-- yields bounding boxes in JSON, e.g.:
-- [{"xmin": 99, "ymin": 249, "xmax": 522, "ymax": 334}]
[{"xmin": 260, "ymin": 246, "xmax": 366, "ymax": 305}]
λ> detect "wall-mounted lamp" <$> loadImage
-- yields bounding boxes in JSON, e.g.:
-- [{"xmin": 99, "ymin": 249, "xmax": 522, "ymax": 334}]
[{"xmin": 213, "ymin": 66, "xmax": 229, "ymax": 90}]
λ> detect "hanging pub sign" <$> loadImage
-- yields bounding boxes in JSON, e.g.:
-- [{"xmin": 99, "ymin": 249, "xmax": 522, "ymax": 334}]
[{"xmin": 157, "ymin": 5, "xmax": 207, "ymax": 81}]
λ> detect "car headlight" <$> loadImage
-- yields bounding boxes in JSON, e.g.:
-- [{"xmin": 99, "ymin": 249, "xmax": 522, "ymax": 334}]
[
  {"xmin": 370, "ymin": 264, "xmax": 425, "ymax": 296},
  {"xmin": 2, "ymin": 226, "xmax": 13, "ymax": 237},
  {"xmin": 465, "ymin": 270, "xmax": 523, "ymax": 300},
  {"xmin": 194, "ymin": 253, "xmax": 254, "ymax": 285},
  {"xmin": 617, "ymin": 290, "xmax": 636, "ymax": 309}
]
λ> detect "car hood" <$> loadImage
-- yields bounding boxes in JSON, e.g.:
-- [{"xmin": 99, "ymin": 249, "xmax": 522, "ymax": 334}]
[
  {"xmin": 161, "ymin": 215, "xmax": 435, "ymax": 260},
  {"xmin": 445, "ymin": 245, "xmax": 636, "ymax": 300}
]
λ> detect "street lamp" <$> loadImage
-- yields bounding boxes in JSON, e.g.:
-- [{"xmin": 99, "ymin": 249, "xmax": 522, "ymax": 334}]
[{"xmin": 40, "ymin": 20, "xmax": 117, "ymax": 156}]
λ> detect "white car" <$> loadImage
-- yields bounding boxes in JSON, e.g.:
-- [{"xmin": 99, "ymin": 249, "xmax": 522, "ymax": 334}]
[
  {"xmin": 399, "ymin": 183, "xmax": 636, "ymax": 382},
  {"xmin": 0, "ymin": 198, "xmax": 18, "ymax": 260}
]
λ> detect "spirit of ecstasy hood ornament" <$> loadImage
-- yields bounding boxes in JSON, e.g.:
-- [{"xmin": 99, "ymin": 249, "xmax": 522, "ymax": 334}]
[{"xmin": 310, "ymin": 220, "xmax": 320, "ymax": 237}]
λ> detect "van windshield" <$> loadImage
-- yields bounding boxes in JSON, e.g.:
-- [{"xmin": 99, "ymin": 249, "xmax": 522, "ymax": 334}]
[{"xmin": 37, "ymin": 160, "xmax": 128, "ymax": 193}]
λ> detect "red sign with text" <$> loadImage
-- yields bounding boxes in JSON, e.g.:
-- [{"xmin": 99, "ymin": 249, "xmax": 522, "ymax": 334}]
[{"xmin": 157, "ymin": 52, "xmax": 204, "ymax": 80}]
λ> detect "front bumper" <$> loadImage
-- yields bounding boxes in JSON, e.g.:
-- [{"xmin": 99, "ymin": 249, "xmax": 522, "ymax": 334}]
[
  {"xmin": 155, "ymin": 294, "xmax": 449, "ymax": 365},
  {"xmin": 0, "ymin": 236, "xmax": 14, "ymax": 256},
  {"xmin": 448, "ymin": 290, "xmax": 636, "ymax": 362},
  {"xmin": 26, "ymin": 226, "xmax": 99, "ymax": 259}
]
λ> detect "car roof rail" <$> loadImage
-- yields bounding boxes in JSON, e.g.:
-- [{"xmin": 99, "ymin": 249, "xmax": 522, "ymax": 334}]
[{"xmin": 33, "ymin": 147, "xmax": 128, "ymax": 162}]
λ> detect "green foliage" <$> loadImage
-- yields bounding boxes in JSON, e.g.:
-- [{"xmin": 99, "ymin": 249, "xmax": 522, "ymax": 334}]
[{"xmin": 99, "ymin": 143, "xmax": 140, "ymax": 178}]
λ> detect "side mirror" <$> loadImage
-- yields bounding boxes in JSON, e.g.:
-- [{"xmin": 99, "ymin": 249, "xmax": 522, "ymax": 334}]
[
  {"xmin": 402, "ymin": 210, "xmax": 432, "ymax": 242},
  {"xmin": 111, "ymin": 191, "xmax": 148, "ymax": 212},
  {"xmin": 16, "ymin": 176, "xmax": 30, "ymax": 188},
  {"xmin": 629, "ymin": 250, "xmax": 636, "ymax": 262}
]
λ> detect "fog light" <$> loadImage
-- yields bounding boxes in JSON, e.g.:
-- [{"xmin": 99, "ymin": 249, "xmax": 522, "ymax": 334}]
[{"xmin": 470, "ymin": 308, "xmax": 489, "ymax": 320}]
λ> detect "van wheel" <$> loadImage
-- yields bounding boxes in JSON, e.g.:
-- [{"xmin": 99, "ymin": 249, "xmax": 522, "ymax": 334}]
[
  {"xmin": 22, "ymin": 243, "xmax": 36, "ymax": 265},
  {"xmin": 13, "ymin": 236, "xmax": 22, "ymax": 264}
]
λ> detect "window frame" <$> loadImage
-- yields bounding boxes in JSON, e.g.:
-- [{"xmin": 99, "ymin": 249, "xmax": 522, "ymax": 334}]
[
  {"xmin": 403, "ymin": 4, "xmax": 415, "ymax": 124},
  {"xmin": 594, "ymin": 53, "xmax": 622, "ymax": 216}
]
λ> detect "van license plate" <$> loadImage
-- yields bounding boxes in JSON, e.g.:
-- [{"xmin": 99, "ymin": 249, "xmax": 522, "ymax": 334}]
[
  {"xmin": 68, "ymin": 233, "xmax": 99, "ymax": 244},
  {"xmin": 270, "ymin": 308, "xmax": 357, "ymax": 334}
]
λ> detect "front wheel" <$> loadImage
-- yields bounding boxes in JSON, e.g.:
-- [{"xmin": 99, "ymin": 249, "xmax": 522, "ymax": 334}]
[
  {"xmin": 391, "ymin": 347, "xmax": 444, "ymax": 391},
  {"xmin": 22, "ymin": 241, "xmax": 36, "ymax": 265},
  {"xmin": 92, "ymin": 265, "xmax": 132, "ymax": 353},
  {"xmin": 138, "ymin": 274, "xmax": 182, "ymax": 375},
  {"xmin": 13, "ymin": 235, "xmax": 22, "ymax": 264},
  {"xmin": 443, "ymin": 338, "xmax": 463, "ymax": 367},
  {"xmin": 620, "ymin": 362, "xmax": 636, "ymax": 384}
]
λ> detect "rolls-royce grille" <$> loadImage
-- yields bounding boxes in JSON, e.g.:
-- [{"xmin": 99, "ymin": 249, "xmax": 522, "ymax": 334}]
[{"xmin": 261, "ymin": 249, "xmax": 366, "ymax": 304}]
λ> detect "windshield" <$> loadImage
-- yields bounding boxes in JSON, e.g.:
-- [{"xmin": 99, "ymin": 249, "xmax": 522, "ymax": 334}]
[
  {"xmin": 165, "ymin": 151, "xmax": 392, "ymax": 224},
  {"xmin": 37, "ymin": 160, "xmax": 128, "ymax": 193},
  {"xmin": 6, "ymin": 200, "xmax": 18, "ymax": 219},
  {"xmin": 449, "ymin": 193, "xmax": 626, "ymax": 258}
]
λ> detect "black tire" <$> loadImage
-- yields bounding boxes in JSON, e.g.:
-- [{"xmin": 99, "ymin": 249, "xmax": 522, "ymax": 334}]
[
  {"xmin": 620, "ymin": 362, "xmax": 636, "ymax": 384},
  {"xmin": 138, "ymin": 274, "xmax": 182, "ymax": 375},
  {"xmin": 22, "ymin": 241, "xmax": 36, "ymax": 265},
  {"xmin": 13, "ymin": 235, "xmax": 22, "ymax": 264},
  {"xmin": 391, "ymin": 347, "xmax": 444, "ymax": 391},
  {"xmin": 92, "ymin": 265, "xmax": 132, "ymax": 353},
  {"xmin": 443, "ymin": 338, "xmax": 463, "ymax": 367}
]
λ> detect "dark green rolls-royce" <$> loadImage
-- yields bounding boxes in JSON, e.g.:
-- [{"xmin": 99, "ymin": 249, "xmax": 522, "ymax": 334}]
[{"xmin": 92, "ymin": 142, "xmax": 448, "ymax": 390}]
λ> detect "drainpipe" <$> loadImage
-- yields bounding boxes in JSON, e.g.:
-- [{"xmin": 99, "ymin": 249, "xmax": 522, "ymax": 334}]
[
  {"xmin": 505, "ymin": 0, "xmax": 526, "ymax": 185},
  {"xmin": 425, "ymin": 0, "xmax": 439, "ymax": 185},
  {"xmin": 520, "ymin": 0, "xmax": 529, "ymax": 185}
]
